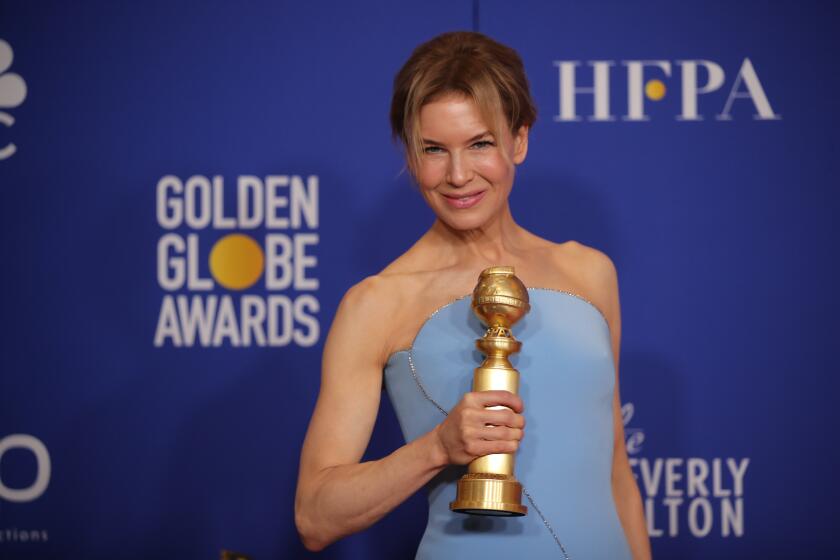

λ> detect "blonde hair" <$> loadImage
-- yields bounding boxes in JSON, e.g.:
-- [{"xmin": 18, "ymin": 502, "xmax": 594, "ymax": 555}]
[{"xmin": 390, "ymin": 31, "xmax": 537, "ymax": 171}]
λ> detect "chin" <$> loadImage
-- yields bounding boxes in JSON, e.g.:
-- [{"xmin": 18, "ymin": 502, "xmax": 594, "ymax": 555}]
[{"xmin": 438, "ymin": 210, "xmax": 492, "ymax": 231}]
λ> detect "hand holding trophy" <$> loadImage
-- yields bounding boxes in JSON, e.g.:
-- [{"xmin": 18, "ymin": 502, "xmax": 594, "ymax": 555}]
[{"xmin": 450, "ymin": 266, "xmax": 530, "ymax": 516}]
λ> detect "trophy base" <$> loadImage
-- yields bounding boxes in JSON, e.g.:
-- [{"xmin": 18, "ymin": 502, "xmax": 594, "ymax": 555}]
[{"xmin": 450, "ymin": 473, "xmax": 527, "ymax": 516}]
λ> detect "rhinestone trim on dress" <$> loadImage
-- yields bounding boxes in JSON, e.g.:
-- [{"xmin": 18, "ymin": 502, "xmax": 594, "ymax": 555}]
[{"xmin": 392, "ymin": 287, "xmax": 608, "ymax": 357}]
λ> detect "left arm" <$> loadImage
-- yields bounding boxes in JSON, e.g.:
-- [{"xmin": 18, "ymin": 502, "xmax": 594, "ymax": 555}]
[{"xmin": 585, "ymin": 247, "xmax": 652, "ymax": 559}]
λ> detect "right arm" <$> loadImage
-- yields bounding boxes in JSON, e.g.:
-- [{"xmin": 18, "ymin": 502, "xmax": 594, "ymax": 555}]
[{"xmin": 294, "ymin": 278, "xmax": 526, "ymax": 551}]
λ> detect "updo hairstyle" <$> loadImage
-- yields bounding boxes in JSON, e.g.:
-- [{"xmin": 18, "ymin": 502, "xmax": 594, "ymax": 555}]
[{"xmin": 390, "ymin": 31, "xmax": 537, "ymax": 170}]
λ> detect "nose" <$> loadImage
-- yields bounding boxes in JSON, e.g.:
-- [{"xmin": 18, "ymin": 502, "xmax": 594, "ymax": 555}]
[{"xmin": 446, "ymin": 153, "xmax": 474, "ymax": 188}]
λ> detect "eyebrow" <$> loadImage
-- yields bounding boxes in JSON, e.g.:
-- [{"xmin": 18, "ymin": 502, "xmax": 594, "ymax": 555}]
[{"xmin": 422, "ymin": 131, "xmax": 493, "ymax": 146}]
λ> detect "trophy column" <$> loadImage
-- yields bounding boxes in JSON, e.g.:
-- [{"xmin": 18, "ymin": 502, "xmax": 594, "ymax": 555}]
[{"xmin": 450, "ymin": 266, "xmax": 529, "ymax": 517}]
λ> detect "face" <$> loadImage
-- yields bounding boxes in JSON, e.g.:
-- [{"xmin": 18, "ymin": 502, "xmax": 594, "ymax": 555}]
[{"xmin": 414, "ymin": 94, "xmax": 528, "ymax": 231}]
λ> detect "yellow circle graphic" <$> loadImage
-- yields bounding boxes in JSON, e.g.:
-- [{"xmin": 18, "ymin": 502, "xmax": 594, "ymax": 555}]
[
  {"xmin": 645, "ymin": 79, "xmax": 666, "ymax": 101},
  {"xmin": 209, "ymin": 233, "xmax": 265, "ymax": 290}
]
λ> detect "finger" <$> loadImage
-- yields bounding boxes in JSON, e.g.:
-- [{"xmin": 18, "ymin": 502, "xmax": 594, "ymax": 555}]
[
  {"xmin": 467, "ymin": 438, "xmax": 519, "ymax": 457},
  {"xmin": 479, "ymin": 408, "xmax": 525, "ymax": 429},
  {"xmin": 479, "ymin": 425, "xmax": 523, "ymax": 442},
  {"xmin": 473, "ymin": 390, "xmax": 524, "ymax": 413}
]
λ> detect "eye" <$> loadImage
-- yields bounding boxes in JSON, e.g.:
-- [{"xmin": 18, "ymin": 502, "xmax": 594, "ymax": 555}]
[
  {"xmin": 471, "ymin": 140, "xmax": 495, "ymax": 149},
  {"xmin": 423, "ymin": 145, "xmax": 444, "ymax": 155}
]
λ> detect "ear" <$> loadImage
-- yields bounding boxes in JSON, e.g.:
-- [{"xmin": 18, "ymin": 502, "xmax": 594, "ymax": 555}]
[{"xmin": 512, "ymin": 125, "xmax": 529, "ymax": 165}]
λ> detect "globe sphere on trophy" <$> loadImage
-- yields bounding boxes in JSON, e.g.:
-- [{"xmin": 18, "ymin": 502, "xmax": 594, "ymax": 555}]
[{"xmin": 450, "ymin": 266, "xmax": 530, "ymax": 516}]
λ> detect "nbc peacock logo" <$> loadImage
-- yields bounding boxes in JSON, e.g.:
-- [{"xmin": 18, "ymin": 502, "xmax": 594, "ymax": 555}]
[{"xmin": 0, "ymin": 39, "xmax": 27, "ymax": 161}]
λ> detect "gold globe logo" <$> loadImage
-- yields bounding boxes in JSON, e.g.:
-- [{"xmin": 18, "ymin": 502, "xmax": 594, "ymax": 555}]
[
  {"xmin": 645, "ymin": 79, "xmax": 666, "ymax": 101},
  {"xmin": 209, "ymin": 233, "xmax": 265, "ymax": 290}
]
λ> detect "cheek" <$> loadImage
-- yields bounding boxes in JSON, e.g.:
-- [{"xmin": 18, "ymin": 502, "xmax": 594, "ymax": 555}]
[
  {"xmin": 476, "ymin": 155, "xmax": 514, "ymax": 183},
  {"xmin": 416, "ymin": 161, "xmax": 446, "ymax": 190}
]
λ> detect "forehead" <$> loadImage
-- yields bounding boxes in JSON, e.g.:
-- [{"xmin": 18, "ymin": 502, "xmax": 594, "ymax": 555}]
[{"xmin": 418, "ymin": 94, "xmax": 492, "ymax": 141}]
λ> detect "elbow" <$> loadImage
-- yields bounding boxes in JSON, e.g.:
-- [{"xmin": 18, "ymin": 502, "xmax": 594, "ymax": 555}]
[
  {"xmin": 295, "ymin": 467, "xmax": 347, "ymax": 551},
  {"xmin": 300, "ymin": 533, "xmax": 327, "ymax": 553},
  {"xmin": 295, "ymin": 504, "xmax": 331, "ymax": 552},
  {"xmin": 296, "ymin": 518, "xmax": 326, "ymax": 552}
]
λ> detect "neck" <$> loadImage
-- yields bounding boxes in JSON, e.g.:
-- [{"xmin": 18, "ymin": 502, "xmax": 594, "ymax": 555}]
[{"xmin": 425, "ymin": 205, "xmax": 527, "ymax": 267}]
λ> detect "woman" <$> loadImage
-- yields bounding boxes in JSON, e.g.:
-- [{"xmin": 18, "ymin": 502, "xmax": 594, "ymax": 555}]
[{"xmin": 295, "ymin": 31, "xmax": 651, "ymax": 559}]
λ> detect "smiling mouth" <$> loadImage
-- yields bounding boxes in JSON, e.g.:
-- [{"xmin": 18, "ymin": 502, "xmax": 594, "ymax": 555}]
[{"xmin": 442, "ymin": 190, "xmax": 486, "ymax": 209}]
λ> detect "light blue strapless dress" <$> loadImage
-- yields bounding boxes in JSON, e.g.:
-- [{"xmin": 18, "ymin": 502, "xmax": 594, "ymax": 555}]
[{"xmin": 384, "ymin": 288, "xmax": 632, "ymax": 559}]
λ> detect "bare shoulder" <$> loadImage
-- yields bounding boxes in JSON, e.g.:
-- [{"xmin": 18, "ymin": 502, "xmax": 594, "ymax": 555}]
[
  {"xmin": 336, "ymin": 272, "xmax": 418, "ymax": 329},
  {"xmin": 339, "ymin": 274, "xmax": 399, "ymax": 314},
  {"xmin": 547, "ymin": 240, "xmax": 620, "ymax": 323},
  {"xmin": 327, "ymin": 273, "xmax": 409, "ymax": 366},
  {"xmin": 553, "ymin": 240, "xmax": 617, "ymax": 287},
  {"xmin": 516, "ymin": 231, "xmax": 615, "ymax": 284}
]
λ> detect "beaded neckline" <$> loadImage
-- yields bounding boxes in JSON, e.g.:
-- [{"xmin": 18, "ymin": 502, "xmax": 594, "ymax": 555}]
[{"xmin": 386, "ymin": 287, "xmax": 608, "ymax": 361}]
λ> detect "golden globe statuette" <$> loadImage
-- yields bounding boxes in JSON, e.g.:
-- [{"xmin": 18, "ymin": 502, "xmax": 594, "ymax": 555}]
[{"xmin": 450, "ymin": 266, "xmax": 530, "ymax": 516}]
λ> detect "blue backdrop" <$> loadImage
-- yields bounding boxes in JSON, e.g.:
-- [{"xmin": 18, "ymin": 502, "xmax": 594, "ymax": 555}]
[{"xmin": 1, "ymin": 1, "xmax": 837, "ymax": 558}]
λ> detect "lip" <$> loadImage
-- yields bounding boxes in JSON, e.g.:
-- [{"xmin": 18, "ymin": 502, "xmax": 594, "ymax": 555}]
[{"xmin": 441, "ymin": 190, "xmax": 486, "ymax": 209}]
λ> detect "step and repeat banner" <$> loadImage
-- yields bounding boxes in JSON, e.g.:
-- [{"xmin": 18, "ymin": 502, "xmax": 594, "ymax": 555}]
[{"xmin": 1, "ymin": 1, "xmax": 837, "ymax": 558}]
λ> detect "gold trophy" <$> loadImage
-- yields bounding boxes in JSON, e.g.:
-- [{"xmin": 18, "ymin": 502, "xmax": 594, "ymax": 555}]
[{"xmin": 450, "ymin": 266, "xmax": 529, "ymax": 516}]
